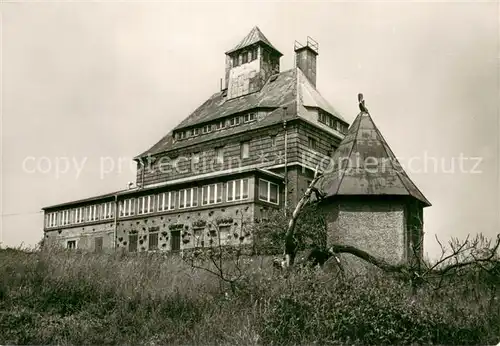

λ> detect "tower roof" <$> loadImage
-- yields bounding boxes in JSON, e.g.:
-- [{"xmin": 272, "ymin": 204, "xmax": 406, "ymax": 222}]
[
  {"xmin": 225, "ymin": 26, "xmax": 283, "ymax": 56},
  {"xmin": 313, "ymin": 110, "xmax": 431, "ymax": 206}
]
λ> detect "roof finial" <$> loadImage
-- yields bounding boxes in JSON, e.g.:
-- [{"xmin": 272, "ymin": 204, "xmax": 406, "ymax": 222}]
[{"xmin": 358, "ymin": 93, "xmax": 369, "ymax": 114}]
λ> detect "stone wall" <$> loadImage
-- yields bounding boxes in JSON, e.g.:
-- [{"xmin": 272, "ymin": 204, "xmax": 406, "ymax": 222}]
[
  {"xmin": 45, "ymin": 203, "xmax": 257, "ymax": 253},
  {"xmin": 320, "ymin": 198, "xmax": 407, "ymax": 267}
]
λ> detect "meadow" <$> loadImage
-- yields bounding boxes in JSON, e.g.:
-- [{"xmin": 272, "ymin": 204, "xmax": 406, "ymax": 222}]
[{"xmin": 0, "ymin": 246, "xmax": 499, "ymax": 345}]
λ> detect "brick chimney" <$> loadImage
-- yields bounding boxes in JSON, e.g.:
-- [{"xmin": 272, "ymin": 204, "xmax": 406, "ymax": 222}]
[{"xmin": 294, "ymin": 37, "xmax": 318, "ymax": 87}]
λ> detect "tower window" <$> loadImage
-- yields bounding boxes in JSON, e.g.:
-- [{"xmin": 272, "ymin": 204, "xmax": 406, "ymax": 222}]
[
  {"xmin": 251, "ymin": 48, "xmax": 258, "ymax": 61},
  {"xmin": 242, "ymin": 51, "xmax": 248, "ymax": 64}
]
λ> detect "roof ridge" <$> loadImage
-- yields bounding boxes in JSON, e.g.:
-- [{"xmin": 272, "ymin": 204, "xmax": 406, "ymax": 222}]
[{"xmin": 333, "ymin": 112, "xmax": 362, "ymax": 196}]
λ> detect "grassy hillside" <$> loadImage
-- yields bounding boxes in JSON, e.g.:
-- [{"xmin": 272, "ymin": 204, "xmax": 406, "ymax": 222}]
[{"xmin": 0, "ymin": 247, "xmax": 499, "ymax": 345}]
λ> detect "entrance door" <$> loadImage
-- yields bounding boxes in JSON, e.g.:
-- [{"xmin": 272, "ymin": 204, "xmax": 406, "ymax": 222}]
[{"xmin": 171, "ymin": 231, "xmax": 181, "ymax": 252}]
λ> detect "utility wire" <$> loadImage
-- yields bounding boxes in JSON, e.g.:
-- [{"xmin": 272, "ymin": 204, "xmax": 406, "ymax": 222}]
[{"xmin": 1, "ymin": 211, "xmax": 43, "ymax": 217}]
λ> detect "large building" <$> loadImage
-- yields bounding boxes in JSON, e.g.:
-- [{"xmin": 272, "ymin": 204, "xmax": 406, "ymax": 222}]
[{"xmin": 42, "ymin": 27, "xmax": 350, "ymax": 253}]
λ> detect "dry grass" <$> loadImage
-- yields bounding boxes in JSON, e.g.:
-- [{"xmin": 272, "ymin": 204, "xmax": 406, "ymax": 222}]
[{"xmin": 0, "ymin": 246, "xmax": 499, "ymax": 345}]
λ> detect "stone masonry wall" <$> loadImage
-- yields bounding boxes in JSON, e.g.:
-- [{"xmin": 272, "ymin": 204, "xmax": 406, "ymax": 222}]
[{"xmin": 320, "ymin": 199, "xmax": 407, "ymax": 266}]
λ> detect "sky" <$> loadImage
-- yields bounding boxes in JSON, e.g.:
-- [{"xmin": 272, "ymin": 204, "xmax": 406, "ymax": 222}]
[{"xmin": 1, "ymin": 1, "xmax": 499, "ymax": 260}]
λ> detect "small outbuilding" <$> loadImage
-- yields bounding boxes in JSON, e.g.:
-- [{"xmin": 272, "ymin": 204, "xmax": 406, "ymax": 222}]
[{"xmin": 313, "ymin": 106, "xmax": 431, "ymax": 266}]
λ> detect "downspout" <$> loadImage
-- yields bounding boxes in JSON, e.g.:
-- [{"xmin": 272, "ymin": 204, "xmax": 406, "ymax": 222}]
[
  {"xmin": 113, "ymin": 194, "xmax": 118, "ymax": 249},
  {"xmin": 283, "ymin": 107, "xmax": 288, "ymax": 215}
]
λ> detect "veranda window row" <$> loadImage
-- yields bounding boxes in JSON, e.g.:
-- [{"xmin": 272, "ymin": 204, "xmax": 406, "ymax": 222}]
[{"xmin": 45, "ymin": 178, "xmax": 275, "ymax": 228}]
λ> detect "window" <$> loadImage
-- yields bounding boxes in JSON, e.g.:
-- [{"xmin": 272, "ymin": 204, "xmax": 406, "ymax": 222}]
[
  {"xmin": 202, "ymin": 183, "xmax": 223, "ymax": 205},
  {"xmin": 242, "ymin": 51, "xmax": 248, "ymax": 64},
  {"xmin": 243, "ymin": 112, "xmax": 256, "ymax": 123},
  {"xmin": 75, "ymin": 207, "xmax": 85, "ymax": 224},
  {"xmin": 129, "ymin": 234, "xmax": 138, "ymax": 252},
  {"xmin": 270, "ymin": 135, "xmax": 277, "ymax": 147},
  {"xmin": 87, "ymin": 205, "xmax": 98, "ymax": 222},
  {"xmin": 158, "ymin": 191, "xmax": 175, "ymax": 211},
  {"xmin": 101, "ymin": 202, "xmax": 114, "ymax": 220},
  {"xmin": 232, "ymin": 56, "xmax": 239, "ymax": 67},
  {"xmin": 67, "ymin": 240, "xmax": 77, "ymax": 249},
  {"xmin": 179, "ymin": 187, "xmax": 198, "ymax": 209},
  {"xmin": 259, "ymin": 179, "xmax": 279, "ymax": 204},
  {"xmin": 94, "ymin": 237, "xmax": 103, "ymax": 252},
  {"xmin": 202, "ymin": 124, "xmax": 212, "ymax": 134},
  {"xmin": 176, "ymin": 131, "xmax": 186, "ymax": 140},
  {"xmin": 251, "ymin": 48, "xmax": 258, "ymax": 61},
  {"xmin": 240, "ymin": 141, "xmax": 250, "ymax": 159},
  {"xmin": 308, "ymin": 137, "xmax": 317, "ymax": 150},
  {"xmin": 229, "ymin": 116, "xmax": 240, "ymax": 127},
  {"xmin": 149, "ymin": 232, "xmax": 159, "ymax": 250},
  {"xmin": 120, "ymin": 198, "xmax": 135, "ymax": 217},
  {"xmin": 61, "ymin": 210, "xmax": 70, "ymax": 226},
  {"xmin": 227, "ymin": 179, "xmax": 249, "ymax": 202},
  {"xmin": 193, "ymin": 127, "xmax": 199, "ymax": 136},
  {"xmin": 218, "ymin": 225, "xmax": 231, "ymax": 244},
  {"xmin": 215, "ymin": 147, "xmax": 224, "ymax": 164},
  {"xmin": 318, "ymin": 111, "xmax": 327, "ymax": 124},
  {"xmin": 138, "ymin": 195, "xmax": 154, "ymax": 215},
  {"xmin": 46, "ymin": 212, "xmax": 59, "ymax": 228}
]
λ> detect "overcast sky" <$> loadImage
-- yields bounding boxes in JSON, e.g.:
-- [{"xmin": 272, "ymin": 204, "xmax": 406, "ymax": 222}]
[{"xmin": 1, "ymin": 1, "xmax": 498, "ymax": 259}]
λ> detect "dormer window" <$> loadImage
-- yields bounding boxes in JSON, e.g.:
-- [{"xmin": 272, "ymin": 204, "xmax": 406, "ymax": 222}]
[
  {"xmin": 230, "ymin": 116, "xmax": 240, "ymax": 127},
  {"xmin": 215, "ymin": 120, "xmax": 226, "ymax": 130},
  {"xmin": 202, "ymin": 124, "xmax": 212, "ymax": 134},
  {"xmin": 244, "ymin": 112, "xmax": 256, "ymax": 123}
]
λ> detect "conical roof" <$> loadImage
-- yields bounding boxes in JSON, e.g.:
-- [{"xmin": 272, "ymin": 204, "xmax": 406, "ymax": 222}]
[
  {"xmin": 225, "ymin": 26, "xmax": 282, "ymax": 56},
  {"xmin": 314, "ymin": 111, "xmax": 431, "ymax": 206}
]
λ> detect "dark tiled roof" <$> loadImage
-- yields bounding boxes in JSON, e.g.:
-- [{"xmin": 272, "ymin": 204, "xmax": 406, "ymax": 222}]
[
  {"xmin": 313, "ymin": 111, "xmax": 431, "ymax": 206},
  {"xmin": 136, "ymin": 69, "xmax": 298, "ymax": 157},
  {"xmin": 136, "ymin": 68, "xmax": 346, "ymax": 158},
  {"xmin": 225, "ymin": 26, "xmax": 282, "ymax": 56}
]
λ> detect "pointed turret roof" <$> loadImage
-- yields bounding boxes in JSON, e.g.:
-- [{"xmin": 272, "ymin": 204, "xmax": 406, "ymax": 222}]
[
  {"xmin": 226, "ymin": 26, "xmax": 283, "ymax": 56},
  {"xmin": 314, "ymin": 110, "xmax": 431, "ymax": 206}
]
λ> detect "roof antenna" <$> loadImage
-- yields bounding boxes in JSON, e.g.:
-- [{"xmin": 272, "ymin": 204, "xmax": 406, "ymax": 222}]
[{"xmin": 358, "ymin": 93, "xmax": 369, "ymax": 114}]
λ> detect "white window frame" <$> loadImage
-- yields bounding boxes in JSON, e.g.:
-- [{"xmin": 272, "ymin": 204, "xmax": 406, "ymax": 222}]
[
  {"xmin": 138, "ymin": 195, "xmax": 154, "ymax": 215},
  {"xmin": 258, "ymin": 179, "xmax": 279, "ymax": 205},
  {"xmin": 120, "ymin": 198, "xmax": 135, "ymax": 217},
  {"xmin": 61, "ymin": 210, "xmax": 70, "ymax": 226},
  {"xmin": 87, "ymin": 204, "xmax": 98, "ymax": 222},
  {"xmin": 215, "ymin": 147, "xmax": 224, "ymax": 164},
  {"xmin": 240, "ymin": 141, "xmax": 250, "ymax": 159},
  {"xmin": 243, "ymin": 112, "xmax": 256, "ymax": 123},
  {"xmin": 75, "ymin": 207, "xmax": 85, "ymax": 224},
  {"xmin": 202, "ymin": 183, "xmax": 223, "ymax": 206},
  {"xmin": 178, "ymin": 187, "xmax": 198, "ymax": 209},
  {"xmin": 101, "ymin": 202, "xmax": 114, "ymax": 220},
  {"xmin": 193, "ymin": 127, "xmax": 199, "ymax": 136},
  {"xmin": 227, "ymin": 179, "xmax": 249, "ymax": 202},
  {"xmin": 47, "ymin": 212, "xmax": 58, "ymax": 228},
  {"xmin": 158, "ymin": 191, "xmax": 175, "ymax": 212},
  {"xmin": 202, "ymin": 124, "xmax": 212, "ymax": 134}
]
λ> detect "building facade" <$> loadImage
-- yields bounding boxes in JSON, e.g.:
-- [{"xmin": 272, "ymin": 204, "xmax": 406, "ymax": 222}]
[{"xmin": 42, "ymin": 27, "xmax": 349, "ymax": 253}]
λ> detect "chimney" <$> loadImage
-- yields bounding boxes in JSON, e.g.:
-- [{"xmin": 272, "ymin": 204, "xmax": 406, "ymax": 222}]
[{"xmin": 294, "ymin": 37, "xmax": 318, "ymax": 87}]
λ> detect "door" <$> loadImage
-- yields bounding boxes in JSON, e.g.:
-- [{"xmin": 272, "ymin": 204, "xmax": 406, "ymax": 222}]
[
  {"xmin": 94, "ymin": 237, "xmax": 103, "ymax": 252},
  {"xmin": 171, "ymin": 230, "xmax": 181, "ymax": 252}
]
